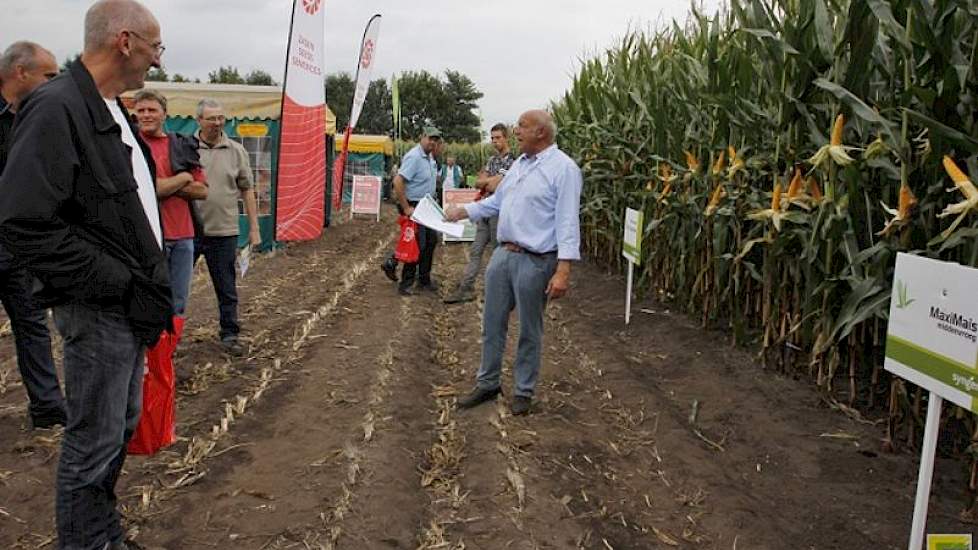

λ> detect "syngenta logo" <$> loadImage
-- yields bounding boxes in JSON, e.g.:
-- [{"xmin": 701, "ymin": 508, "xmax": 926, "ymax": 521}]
[
  {"xmin": 929, "ymin": 306, "xmax": 978, "ymax": 333},
  {"xmin": 895, "ymin": 280, "xmax": 915, "ymax": 309}
]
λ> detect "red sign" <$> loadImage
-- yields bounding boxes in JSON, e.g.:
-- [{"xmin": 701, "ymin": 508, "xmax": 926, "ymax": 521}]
[{"xmin": 351, "ymin": 175, "xmax": 382, "ymax": 219}]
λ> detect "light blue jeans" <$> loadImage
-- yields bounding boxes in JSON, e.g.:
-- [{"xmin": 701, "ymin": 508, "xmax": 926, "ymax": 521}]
[
  {"xmin": 477, "ymin": 247, "xmax": 558, "ymax": 397},
  {"xmin": 164, "ymin": 238, "xmax": 194, "ymax": 317}
]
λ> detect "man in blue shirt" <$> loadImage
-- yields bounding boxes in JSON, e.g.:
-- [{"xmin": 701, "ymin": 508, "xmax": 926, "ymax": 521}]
[
  {"xmin": 445, "ymin": 110, "xmax": 582, "ymax": 415},
  {"xmin": 386, "ymin": 126, "xmax": 442, "ymax": 295}
]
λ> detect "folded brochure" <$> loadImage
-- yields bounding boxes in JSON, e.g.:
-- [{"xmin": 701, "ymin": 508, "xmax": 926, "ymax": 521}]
[{"xmin": 410, "ymin": 194, "xmax": 466, "ymax": 238}]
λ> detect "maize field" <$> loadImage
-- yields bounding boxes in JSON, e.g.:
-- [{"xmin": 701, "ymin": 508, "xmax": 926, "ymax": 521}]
[{"xmin": 553, "ymin": 0, "xmax": 978, "ymax": 510}]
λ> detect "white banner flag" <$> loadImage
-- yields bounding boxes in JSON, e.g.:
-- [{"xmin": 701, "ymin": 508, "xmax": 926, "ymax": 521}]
[{"xmin": 349, "ymin": 14, "xmax": 381, "ymax": 130}]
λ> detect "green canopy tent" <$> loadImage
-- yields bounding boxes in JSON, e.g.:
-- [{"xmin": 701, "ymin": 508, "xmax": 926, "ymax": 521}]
[{"xmin": 123, "ymin": 82, "xmax": 337, "ymax": 249}]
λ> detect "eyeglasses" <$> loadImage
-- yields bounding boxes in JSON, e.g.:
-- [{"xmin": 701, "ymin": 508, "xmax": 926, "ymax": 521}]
[
  {"xmin": 201, "ymin": 115, "xmax": 226, "ymax": 124},
  {"xmin": 128, "ymin": 30, "xmax": 165, "ymax": 56}
]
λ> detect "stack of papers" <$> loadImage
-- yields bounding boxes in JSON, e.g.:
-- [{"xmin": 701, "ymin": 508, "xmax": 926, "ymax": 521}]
[{"xmin": 410, "ymin": 195, "xmax": 466, "ymax": 238}]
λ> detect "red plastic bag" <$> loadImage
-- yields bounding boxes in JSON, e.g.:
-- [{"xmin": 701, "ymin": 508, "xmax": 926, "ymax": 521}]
[
  {"xmin": 128, "ymin": 316, "xmax": 183, "ymax": 455},
  {"xmin": 394, "ymin": 215, "xmax": 420, "ymax": 264}
]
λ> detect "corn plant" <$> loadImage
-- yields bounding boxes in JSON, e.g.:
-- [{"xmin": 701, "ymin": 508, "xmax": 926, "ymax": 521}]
[{"xmin": 553, "ymin": 0, "xmax": 978, "ymax": 518}]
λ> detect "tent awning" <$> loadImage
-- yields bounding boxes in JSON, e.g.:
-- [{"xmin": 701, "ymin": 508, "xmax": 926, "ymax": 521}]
[
  {"xmin": 122, "ymin": 81, "xmax": 336, "ymax": 135},
  {"xmin": 337, "ymin": 134, "xmax": 394, "ymax": 155}
]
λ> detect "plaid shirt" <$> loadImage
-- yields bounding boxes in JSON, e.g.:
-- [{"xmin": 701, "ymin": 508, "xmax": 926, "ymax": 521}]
[{"xmin": 479, "ymin": 151, "xmax": 516, "ymax": 199}]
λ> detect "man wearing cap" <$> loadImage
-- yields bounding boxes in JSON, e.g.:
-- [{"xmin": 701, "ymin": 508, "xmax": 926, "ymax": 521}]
[
  {"xmin": 444, "ymin": 110, "xmax": 581, "ymax": 416},
  {"xmin": 384, "ymin": 126, "xmax": 442, "ymax": 295}
]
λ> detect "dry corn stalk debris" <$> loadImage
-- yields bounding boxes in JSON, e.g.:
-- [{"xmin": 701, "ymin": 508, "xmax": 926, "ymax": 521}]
[{"xmin": 125, "ymin": 236, "xmax": 395, "ymax": 529}]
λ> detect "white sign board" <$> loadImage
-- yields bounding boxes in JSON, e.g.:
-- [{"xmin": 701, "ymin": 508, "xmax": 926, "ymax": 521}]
[
  {"xmin": 622, "ymin": 208, "xmax": 643, "ymax": 265},
  {"xmin": 885, "ymin": 253, "xmax": 978, "ymax": 412}
]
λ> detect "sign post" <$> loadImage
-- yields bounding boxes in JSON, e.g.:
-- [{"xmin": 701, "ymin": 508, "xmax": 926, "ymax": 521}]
[
  {"xmin": 883, "ymin": 253, "xmax": 978, "ymax": 550},
  {"xmin": 442, "ymin": 188, "xmax": 480, "ymax": 243},
  {"xmin": 622, "ymin": 208, "xmax": 643, "ymax": 325},
  {"xmin": 350, "ymin": 175, "xmax": 382, "ymax": 221}
]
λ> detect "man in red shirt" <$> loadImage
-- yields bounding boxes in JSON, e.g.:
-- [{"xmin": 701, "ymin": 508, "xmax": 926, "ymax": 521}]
[{"xmin": 134, "ymin": 89, "xmax": 207, "ymax": 317}]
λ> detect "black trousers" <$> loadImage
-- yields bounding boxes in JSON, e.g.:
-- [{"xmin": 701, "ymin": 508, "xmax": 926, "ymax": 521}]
[{"xmin": 397, "ymin": 200, "xmax": 437, "ymax": 289}]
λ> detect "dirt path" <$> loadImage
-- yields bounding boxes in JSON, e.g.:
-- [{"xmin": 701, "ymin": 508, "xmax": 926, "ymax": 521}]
[{"xmin": 0, "ymin": 204, "xmax": 975, "ymax": 549}]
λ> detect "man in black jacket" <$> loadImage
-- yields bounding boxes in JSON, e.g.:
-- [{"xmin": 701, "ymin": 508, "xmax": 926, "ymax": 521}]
[
  {"xmin": 0, "ymin": 1, "xmax": 170, "ymax": 548},
  {"xmin": 0, "ymin": 40, "xmax": 65, "ymax": 429}
]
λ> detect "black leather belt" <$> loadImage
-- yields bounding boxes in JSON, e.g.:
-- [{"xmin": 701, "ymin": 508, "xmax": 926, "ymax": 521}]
[{"xmin": 501, "ymin": 242, "xmax": 556, "ymax": 257}]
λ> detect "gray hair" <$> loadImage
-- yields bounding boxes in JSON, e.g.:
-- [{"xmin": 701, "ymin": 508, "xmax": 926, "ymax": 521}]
[
  {"xmin": 84, "ymin": 0, "xmax": 156, "ymax": 53},
  {"xmin": 0, "ymin": 41, "xmax": 48, "ymax": 79},
  {"xmin": 196, "ymin": 98, "xmax": 222, "ymax": 118},
  {"xmin": 544, "ymin": 117, "xmax": 557, "ymax": 141}
]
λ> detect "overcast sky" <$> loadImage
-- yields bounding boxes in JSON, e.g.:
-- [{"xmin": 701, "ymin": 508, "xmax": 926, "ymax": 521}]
[{"xmin": 3, "ymin": 0, "xmax": 723, "ymax": 138}]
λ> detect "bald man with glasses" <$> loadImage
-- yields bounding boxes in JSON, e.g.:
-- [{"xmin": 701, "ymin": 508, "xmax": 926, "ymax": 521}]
[{"xmin": 0, "ymin": 1, "xmax": 171, "ymax": 548}]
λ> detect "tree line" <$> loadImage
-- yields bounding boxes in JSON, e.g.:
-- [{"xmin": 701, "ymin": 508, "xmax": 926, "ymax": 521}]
[
  {"xmin": 326, "ymin": 70, "xmax": 483, "ymax": 143},
  {"xmin": 59, "ymin": 55, "xmax": 485, "ymax": 143}
]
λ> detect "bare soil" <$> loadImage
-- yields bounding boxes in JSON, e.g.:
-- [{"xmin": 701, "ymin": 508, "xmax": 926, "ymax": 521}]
[{"xmin": 0, "ymin": 204, "xmax": 974, "ymax": 549}]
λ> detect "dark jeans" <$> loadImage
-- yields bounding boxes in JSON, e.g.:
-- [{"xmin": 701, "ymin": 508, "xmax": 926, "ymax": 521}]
[
  {"xmin": 53, "ymin": 304, "xmax": 144, "ymax": 550},
  {"xmin": 401, "ymin": 224, "xmax": 437, "ymax": 289},
  {"xmin": 194, "ymin": 235, "xmax": 239, "ymax": 340},
  {"xmin": 399, "ymin": 201, "xmax": 437, "ymax": 290},
  {"xmin": 0, "ymin": 261, "xmax": 62, "ymax": 418}
]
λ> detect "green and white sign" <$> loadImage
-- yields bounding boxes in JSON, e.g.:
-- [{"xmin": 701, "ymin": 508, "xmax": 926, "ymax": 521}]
[
  {"xmin": 928, "ymin": 534, "xmax": 973, "ymax": 550},
  {"xmin": 884, "ymin": 253, "xmax": 978, "ymax": 412},
  {"xmin": 622, "ymin": 207, "xmax": 643, "ymax": 265}
]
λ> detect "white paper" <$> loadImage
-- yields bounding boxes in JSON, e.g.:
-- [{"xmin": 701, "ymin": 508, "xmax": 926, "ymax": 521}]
[
  {"xmin": 237, "ymin": 246, "xmax": 251, "ymax": 279},
  {"xmin": 410, "ymin": 194, "xmax": 466, "ymax": 238}
]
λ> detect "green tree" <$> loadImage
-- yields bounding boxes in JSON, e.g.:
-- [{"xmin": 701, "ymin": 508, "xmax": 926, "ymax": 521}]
[
  {"xmin": 440, "ymin": 70, "xmax": 483, "ymax": 143},
  {"xmin": 171, "ymin": 73, "xmax": 188, "ymax": 83},
  {"xmin": 357, "ymin": 79, "xmax": 392, "ymax": 135},
  {"xmin": 325, "ymin": 72, "xmax": 355, "ymax": 130},
  {"xmin": 244, "ymin": 69, "xmax": 277, "ymax": 86},
  {"xmin": 60, "ymin": 53, "xmax": 80, "ymax": 72},
  {"xmin": 328, "ymin": 69, "xmax": 483, "ymax": 141},
  {"xmin": 327, "ymin": 74, "xmax": 391, "ymax": 134},
  {"xmin": 397, "ymin": 70, "xmax": 448, "ymax": 140},
  {"xmin": 208, "ymin": 66, "xmax": 244, "ymax": 84},
  {"xmin": 145, "ymin": 67, "xmax": 168, "ymax": 82}
]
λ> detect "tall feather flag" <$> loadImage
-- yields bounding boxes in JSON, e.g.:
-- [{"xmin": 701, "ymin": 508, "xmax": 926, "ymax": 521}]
[
  {"xmin": 273, "ymin": 0, "xmax": 327, "ymax": 241},
  {"xmin": 331, "ymin": 14, "xmax": 382, "ymax": 212}
]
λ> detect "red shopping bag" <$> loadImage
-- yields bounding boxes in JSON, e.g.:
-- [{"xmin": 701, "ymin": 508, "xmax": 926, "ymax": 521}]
[
  {"xmin": 394, "ymin": 215, "xmax": 420, "ymax": 264},
  {"xmin": 128, "ymin": 316, "xmax": 184, "ymax": 455}
]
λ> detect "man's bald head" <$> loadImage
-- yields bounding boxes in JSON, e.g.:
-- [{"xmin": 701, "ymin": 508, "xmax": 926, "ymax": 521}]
[
  {"xmin": 84, "ymin": 0, "xmax": 158, "ymax": 54},
  {"xmin": 523, "ymin": 110, "xmax": 556, "ymax": 142},
  {"xmin": 515, "ymin": 109, "xmax": 557, "ymax": 155},
  {"xmin": 0, "ymin": 41, "xmax": 58, "ymax": 107}
]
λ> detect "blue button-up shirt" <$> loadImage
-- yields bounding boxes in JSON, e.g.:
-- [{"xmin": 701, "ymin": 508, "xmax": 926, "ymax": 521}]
[
  {"xmin": 398, "ymin": 144, "xmax": 436, "ymax": 201},
  {"xmin": 464, "ymin": 144, "xmax": 582, "ymax": 260}
]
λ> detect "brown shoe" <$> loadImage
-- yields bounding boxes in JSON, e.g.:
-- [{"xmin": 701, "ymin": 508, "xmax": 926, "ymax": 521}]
[
  {"xmin": 457, "ymin": 386, "xmax": 501, "ymax": 409},
  {"xmin": 511, "ymin": 396, "xmax": 532, "ymax": 416},
  {"xmin": 443, "ymin": 288, "xmax": 476, "ymax": 304}
]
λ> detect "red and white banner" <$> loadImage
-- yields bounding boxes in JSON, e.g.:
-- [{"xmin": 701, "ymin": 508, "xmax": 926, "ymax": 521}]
[
  {"xmin": 332, "ymin": 14, "xmax": 382, "ymax": 212},
  {"xmin": 275, "ymin": 0, "xmax": 327, "ymax": 241}
]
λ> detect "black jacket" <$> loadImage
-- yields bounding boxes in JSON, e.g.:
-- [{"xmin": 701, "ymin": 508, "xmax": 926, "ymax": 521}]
[
  {"xmin": 0, "ymin": 96, "xmax": 13, "ymax": 175},
  {"xmin": 0, "ymin": 60, "xmax": 171, "ymax": 344},
  {"xmin": 167, "ymin": 132, "xmax": 201, "ymax": 174}
]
